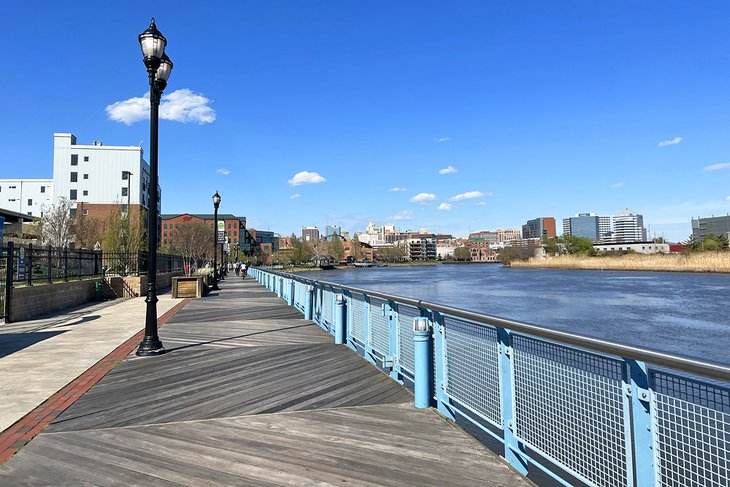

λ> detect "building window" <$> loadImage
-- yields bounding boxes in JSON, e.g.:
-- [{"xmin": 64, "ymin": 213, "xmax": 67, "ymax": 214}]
[
  {"xmin": 122, "ymin": 171, "xmax": 129, "ymax": 180},
  {"xmin": 27, "ymin": 199, "xmax": 32, "ymax": 206},
  {"xmin": 27, "ymin": 212, "xmax": 32, "ymax": 216},
  {"xmin": 122, "ymin": 187, "xmax": 128, "ymax": 197},
  {"xmin": 82, "ymin": 190, "xmax": 88, "ymax": 196},
  {"xmin": 84, "ymin": 156, "xmax": 89, "ymax": 162},
  {"xmin": 82, "ymin": 209, "xmax": 89, "ymax": 216},
  {"xmin": 40, "ymin": 186, "xmax": 45, "ymax": 193},
  {"xmin": 71, "ymin": 154, "xmax": 78, "ymax": 166},
  {"xmin": 9, "ymin": 185, "xmax": 16, "ymax": 189},
  {"xmin": 164, "ymin": 223, "xmax": 168, "ymax": 229},
  {"xmin": 83, "ymin": 174, "xmax": 88, "ymax": 180},
  {"xmin": 70, "ymin": 172, "xmax": 78, "ymax": 182},
  {"xmin": 69, "ymin": 208, "xmax": 77, "ymax": 217},
  {"xmin": 70, "ymin": 190, "xmax": 77, "ymax": 200}
]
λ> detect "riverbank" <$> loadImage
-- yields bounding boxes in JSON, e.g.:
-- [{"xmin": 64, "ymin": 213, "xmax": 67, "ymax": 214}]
[
  {"xmin": 283, "ymin": 261, "xmax": 443, "ymax": 274},
  {"xmin": 509, "ymin": 252, "xmax": 730, "ymax": 273}
]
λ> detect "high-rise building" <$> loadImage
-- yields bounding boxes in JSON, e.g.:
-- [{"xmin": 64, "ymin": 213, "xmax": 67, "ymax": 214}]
[
  {"xmin": 691, "ymin": 215, "xmax": 730, "ymax": 240},
  {"xmin": 562, "ymin": 213, "xmax": 612, "ymax": 242},
  {"xmin": 324, "ymin": 224, "xmax": 341, "ymax": 238},
  {"xmin": 301, "ymin": 226, "xmax": 320, "ymax": 242},
  {"xmin": 522, "ymin": 217, "xmax": 556, "ymax": 239},
  {"xmin": 612, "ymin": 208, "xmax": 647, "ymax": 243}
]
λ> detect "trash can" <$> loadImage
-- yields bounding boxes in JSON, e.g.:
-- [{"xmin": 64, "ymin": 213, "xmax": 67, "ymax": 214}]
[{"xmin": 95, "ymin": 281, "xmax": 103, "ymax": 300}]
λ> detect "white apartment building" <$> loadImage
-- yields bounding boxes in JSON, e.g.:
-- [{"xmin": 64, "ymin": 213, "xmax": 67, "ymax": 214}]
[
  {"xmin": 497, "ymin": 228, "xmax": 521, "ymax": 242},
  {"xmin": 357, "ymin": 221, "xmax": 400, "ymax": 246},
  {"xmin": 53, "ymin": 133, "xmax": 157, "ymax": 212},
  {"xmin": 0, "ymin": 179, "xmax": 53, "ymax": 217}
]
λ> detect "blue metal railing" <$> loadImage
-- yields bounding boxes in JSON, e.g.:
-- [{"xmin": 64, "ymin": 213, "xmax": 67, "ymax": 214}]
[{"xmin": 250, "ymin": 267, "xmax": 730, "ymax": 487}]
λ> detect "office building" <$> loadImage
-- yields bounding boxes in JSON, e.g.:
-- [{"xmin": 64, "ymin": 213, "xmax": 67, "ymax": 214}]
[
  {"xmin": 522, "ymin": 217, "xmax": 556, "ymax": 239},
  {"xmin": 612, "ymin": 208, "xmax": 647, "ymax": 243},
  {"xmin": 497, "ymin": 228, "xmax": 521, "ymax": 242},
  {"xmin": 324, "ymin": 224, "xmax": 341, "ymax": 238},
  {"xmin": 691, "ymin": 215, "xmax": 730, "ymax": 240},
  {"xmin": 562, "ymin": 213, "xmax": 611, "ymax": 242},
  {"xmin": 301, "ymin": 226, "xmax": 320, "ymax": 242}
]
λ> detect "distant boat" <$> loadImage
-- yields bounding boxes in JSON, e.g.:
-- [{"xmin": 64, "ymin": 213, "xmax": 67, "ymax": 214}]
[
  {"xmin": 353, "ymin": 262, "xmax": 373, "ymax": 268},
  {"xmin": 319, "ymin": 264, "xmax": 336, "ymax": 270}
]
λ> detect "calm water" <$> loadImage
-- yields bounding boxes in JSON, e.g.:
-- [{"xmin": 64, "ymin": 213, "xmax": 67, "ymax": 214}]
[{"xmin": 303, "ymin": 264, "xmax": 730, "ymax": 365}]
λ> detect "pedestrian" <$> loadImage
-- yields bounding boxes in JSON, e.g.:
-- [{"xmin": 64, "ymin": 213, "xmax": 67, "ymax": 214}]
[
  {"xmin": 242, "ymin": 261, "xmax": 249, "ymax": 279},
  {"xmin": 234, "ymin": 261, "xmax": 240, "ymax": 277}
]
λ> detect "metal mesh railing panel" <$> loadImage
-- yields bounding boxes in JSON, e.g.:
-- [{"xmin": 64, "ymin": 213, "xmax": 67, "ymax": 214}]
[
  {"xmin": 368, "ymin": 298, "xmax": 390, "ymax": 356},
  {"xmin": 443, "ymin": 317, "xmax": 501, "ymax": 426},
  {"xmin": 349, "ymin": 293, "xmax": 367, "ymax": 344},
  {"xmin": 313, "ymin": 285, "xmax": 323, "ymax": 323},
  {"xmin": 396, "ymin": 304, "xmax": 419, "ymax": 375},
  {"xmin": 651, "ymin": 372, "xmax": 730, "ymax": 487},
  {"xmin": 322, "ymin": 287, "xmax": 334, "ymax": 327},
  {"xmin": 512, "ymin": 335, "xmax": 628, "ymax": 487}
]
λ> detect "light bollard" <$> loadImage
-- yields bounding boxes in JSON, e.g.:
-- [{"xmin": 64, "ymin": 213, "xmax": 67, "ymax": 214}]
[
  {"xmin": 305, "ymin": 285, "xmax": 314, "ymax": 320},
  {"xmin": 413, "ymin": 316, "xmax": 432, "ymax": 409},
  {"xmin": 288, "ymin": 280, "xmax": 295, "ymax": 306},
  {"xmin": 334, "ymin": 294, "xmax": 346, "ymax": 344}
]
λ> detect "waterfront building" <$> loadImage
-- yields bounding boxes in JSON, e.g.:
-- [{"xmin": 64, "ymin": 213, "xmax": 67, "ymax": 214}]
[
  {"xmin": 469, "ymin": 230, "xmax": 498, "ymax": 243},
  {"xmin": 497, "ymin": 228, "xmax": 521, "ymax": 242},
  {"xmin": 611, "ymin": 208, "xmax": 647, "ymax": 243},
  {"xmin": 594, "ymin": 242, "xmax": 669, "ymax": 254},
  {"xmin": 691, "ymin": 214, "xmax": 730, "ymax": 240},
  {"xmin": 405, "ymin": 234, "xmax": 437, "ymax": 260},
  {"xmin": 301, "ymin": 226, "xmax": 320, "ymax": 242},
  {"xmin": 356, "ymin": 221, "xmax": 400, "ymax": 247},
  {"xmin": 522, "ymin": 217, "xmax": 556, "ymax": 239},
  {"xmin": 465, "ymin": 240, "xmax": 497, "ymax": 262},
  {"xmin": 0, "ymin": 179, "xmax": 53, "ymax": 217},
  {"xmin": 248, "ymin": 229, "xmax": 278, "ymax": 256}
]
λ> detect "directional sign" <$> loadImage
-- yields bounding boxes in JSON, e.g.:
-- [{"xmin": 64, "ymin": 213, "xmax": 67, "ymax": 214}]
[{"xmin": 17, "ymin": 246, "xmax": 26, "ymax": 280}]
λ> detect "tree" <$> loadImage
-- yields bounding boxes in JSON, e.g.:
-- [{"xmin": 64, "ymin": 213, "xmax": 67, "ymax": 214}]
[
  {"xmin": 350, "ymin": 234, "xmax": 363, "ymax": 261},
  {"xmin": 563, "ymin": 236, "xmax": 595, "ymax": 255},
  {"xmin": 453, "ymin": 247, "xmax": 471, "ymax": 261},
  {"xmin": 328, "ymin": 235, "xmax": 345, "ymax": 261},
  {"xmin": 74, "ymin": 216, "xmax": 102, "ymax": 250},
  {"xmin": 290, "ymin": 236, "xmax": 314, "ymax": 264},
  {"xmin": 542, "ymin": 237, "xmax": 562, "ymax": 256},
  {"xmin": 269, "ymin": 250, "xmax": 292, "ymax": 265},
  {"xmin": 683, "ymin": 233, "xmax": 728, "ymax": 252},
  {"xmin": 167, "ymin": 221, "xmax": 210, "ymax": 276},
  {"xmin": 40, "ymin": 198, "xmax": 75, "ymax": 247},
  {"xmin": 378, "ymin": 244, "xmax": 406, "ymax": 262}
]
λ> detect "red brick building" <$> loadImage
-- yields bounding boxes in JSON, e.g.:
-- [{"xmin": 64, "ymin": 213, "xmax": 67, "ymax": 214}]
[{"xmin": 161, "ymin": 213, "xmax": 247, "ymax": 249}]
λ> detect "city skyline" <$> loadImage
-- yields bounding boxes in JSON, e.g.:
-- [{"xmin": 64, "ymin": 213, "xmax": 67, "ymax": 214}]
[{"xmin": 2, "ymin": 2, "xmax": 730, "ymax": 241}]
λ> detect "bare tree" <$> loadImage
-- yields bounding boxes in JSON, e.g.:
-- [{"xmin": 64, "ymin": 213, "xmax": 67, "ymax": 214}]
[
  {"xmin": 168, "ymin": 222, "xmax": 210, "ymax": 276},
  {"xmin": 74, "ymin": 216, "xmax": 103, "ymax": 249},
  {"xmin": 40, "ymin": 198, "xmax": 74, "ymax": 247}
]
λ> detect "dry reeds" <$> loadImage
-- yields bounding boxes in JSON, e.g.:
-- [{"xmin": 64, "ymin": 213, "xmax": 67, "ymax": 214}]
[{"xmin": 508, "ymin": 252, "xmax": 730, "ymax": 273}]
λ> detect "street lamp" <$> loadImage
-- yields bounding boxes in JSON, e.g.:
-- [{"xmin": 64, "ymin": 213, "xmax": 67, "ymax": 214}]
[
  {"xmin": 212, "ymin": 191, "xmax": 221, "ymax": 290},
  {"xmin": 136, "ymin": 18, "xmax": 173, "ymax": 357}
]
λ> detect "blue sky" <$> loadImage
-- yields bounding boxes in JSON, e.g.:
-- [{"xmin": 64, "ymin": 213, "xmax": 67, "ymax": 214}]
[{"xmin": 2, "ymin": 1, "xmax": 730, "ymax": 241}]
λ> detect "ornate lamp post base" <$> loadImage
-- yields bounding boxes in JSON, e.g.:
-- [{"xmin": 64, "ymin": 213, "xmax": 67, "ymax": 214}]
[{"xmin": 136, "ymin": 338, "xmax": 166, "ymax": 356}]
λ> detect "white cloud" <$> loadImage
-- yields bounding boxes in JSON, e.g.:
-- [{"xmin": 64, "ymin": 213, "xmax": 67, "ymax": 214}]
[
  {"xmin": 439, "ymin": 165, "xmax": 458, "ymax": 174},
  {"xmin": 438, "ymin": 203, "xmax": 453, "ymax": 211},
  {"xmin": 611, "ymin": 182, "xmax": 624, "ymax": 188},
  {"xmin": 290, "ymin": 194, "xmax": 301, "ymax": 199},
  {"xmin": 658, "ymin": 136, "xmax": 682, "ymax": 147},
  {"xmin": 726, "ymin": 195, "xmax": 730, "ymax": 201},
  {"xmin": 449, "ymin": 191, "xmax": 489, "ymax": 201},
  {"xmin": 106, "ymin": 88, "xmax": 216, "ymax": 125},
  {"xmin": 288, "ymin": 171, "xmax": 327, "ymax": 186},
  {"xmin": 388, "ymin": 210, "xmax": 413, "ymax": 221},
  {"xmin": 477, "ymin": 201, "xmax": 486, "ymax": 206},
  {"xmin": 410, "ymin": 192, "xmax": 437, "ymax": 203},
  {"xmin": 216, "ymin": 168, "xmax": 230, "ymax": 176},
  {"xmin": 434, "ymin": 137, "xmax": 450, "ymax": 143},
  {"xmin": 389, "ymin": 187, "xmax": 407, "ymax": 192},
  {"xmin": 703, "ymin": 163, "xmax": 730, "ymax": 172}
]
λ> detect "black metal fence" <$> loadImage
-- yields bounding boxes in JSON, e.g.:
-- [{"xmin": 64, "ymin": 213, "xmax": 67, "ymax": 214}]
[{"xmin": 1, "ymin": 242, "xmax": 185, "ymax": 322}]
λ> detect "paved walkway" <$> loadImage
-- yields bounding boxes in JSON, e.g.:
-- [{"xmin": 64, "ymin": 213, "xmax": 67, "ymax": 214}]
[{"xmin": 0, "ymin": 277, "xmax": 532, "ymax": 486}]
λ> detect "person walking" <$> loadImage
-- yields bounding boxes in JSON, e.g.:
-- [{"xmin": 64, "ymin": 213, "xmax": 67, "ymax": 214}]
[
  {"xmin": 242, "ymin": 262, "xmax": 249, "ymax": 279},
  {"xmin": 234, "ymin": 261, "xmax": 240, "ymax": 277}
]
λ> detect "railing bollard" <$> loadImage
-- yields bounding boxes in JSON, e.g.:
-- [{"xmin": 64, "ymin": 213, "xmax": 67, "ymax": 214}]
[
  {"xmin": 278, "ymin": 277, "xmax": 284, "ymax": 298},
  {"xmin": 335, "ymin": 294, "xmax": 346, "ymax": 344},
  {"xmin": 305, "ymin": 284, "xmax": 314, "ymax": 320},
  {"xmin": 288, "ymin": 280, "xmax": 295, "ymax": 306},
  {"xmin": 413, "ymin": 317, "xmax": 432, "ymax": 409}
]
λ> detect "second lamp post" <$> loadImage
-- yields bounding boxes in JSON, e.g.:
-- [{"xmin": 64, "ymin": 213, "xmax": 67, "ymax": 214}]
[{"xmin": 212, "ymin": 191, "xmax": 221, "ymax": 290}]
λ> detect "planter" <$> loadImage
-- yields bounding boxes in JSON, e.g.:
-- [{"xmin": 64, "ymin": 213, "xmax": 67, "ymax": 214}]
[{"xmin": 171, "ymin": 276, "xmax": 205, "ymax": 298}]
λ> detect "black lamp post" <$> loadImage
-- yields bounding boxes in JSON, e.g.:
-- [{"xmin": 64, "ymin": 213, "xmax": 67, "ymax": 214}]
[
  {"xmin": 136, "ymin": 18, "xmax": 173, "ymax": 357},
  {"xmin": 212, "ymin": 191, "xmax": 221, "ymax": 290}
]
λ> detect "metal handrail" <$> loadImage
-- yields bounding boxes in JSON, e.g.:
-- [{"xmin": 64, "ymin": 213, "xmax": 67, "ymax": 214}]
[{"xmin": 261, "ymin": 267, "xmax": 730, "ymax": 382}]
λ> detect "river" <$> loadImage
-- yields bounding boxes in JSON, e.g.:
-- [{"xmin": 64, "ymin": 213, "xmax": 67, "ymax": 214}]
[{"xmin": 302, "ymin": 264, "xmax": 730, "ymax": 365}]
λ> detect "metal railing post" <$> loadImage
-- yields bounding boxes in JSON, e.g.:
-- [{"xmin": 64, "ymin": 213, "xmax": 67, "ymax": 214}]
[
  {"xmin": 288, "ymin": 279, "xmax": 295, "ymax": 306},
  {"xmin": 305, "ymin": 284, "xmax": 314, "ymax": 320},
  {"xmin": 335, "ymin": 294, "xmax": 346, "ymax": 344},
  {"xmin": 47, "ymin": 244, "xmax": 52, "ymax": 283},
  {"xmin": 63, "ymin": 247, "xmax": 69, "ymax": 281},
  {"xmin": 27, "ymin": 243, "xmax": 33, "ymax": 286},
  {"xmin": 497, "ymin": 327, "xmax": 528, "ymax": 476},
  {"xmin": 412, "ymin": 317, "xmax": 432, "ymax": 409},
  {"xmin": 5, "ymin": 242, "xmax": 15, "ymax": 322},
  {"xmin": 626, "ymin": 359, "xmax": 656, "ymax": 486},
  {"xmin": 278, "ymin": 277, "xmax": 284, "ymax": 298}
]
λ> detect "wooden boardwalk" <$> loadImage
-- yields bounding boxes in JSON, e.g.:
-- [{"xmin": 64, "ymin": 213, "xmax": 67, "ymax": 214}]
[{"xmin": 0, "ymin": 277, "xmax": 531, "ymax": 486}]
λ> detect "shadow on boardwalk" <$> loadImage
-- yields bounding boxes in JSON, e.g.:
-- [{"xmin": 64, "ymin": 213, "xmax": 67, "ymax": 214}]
[{"xmin": 0, "ymin": 278, "xmax": 531, "ymax": 486}]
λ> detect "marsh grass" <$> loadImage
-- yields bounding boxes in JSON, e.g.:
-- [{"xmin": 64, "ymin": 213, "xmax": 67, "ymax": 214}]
[{"xmin": 509, "ymin": 252, "xmax": 730, "ymax": 273}]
